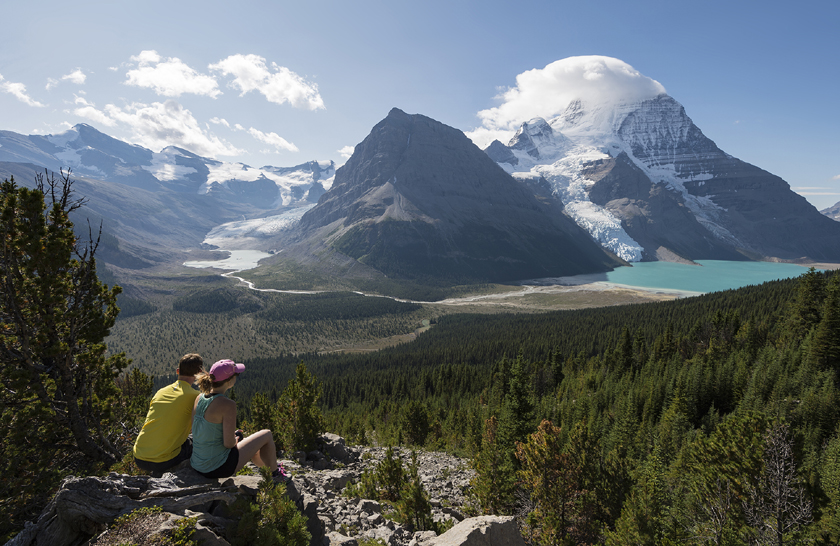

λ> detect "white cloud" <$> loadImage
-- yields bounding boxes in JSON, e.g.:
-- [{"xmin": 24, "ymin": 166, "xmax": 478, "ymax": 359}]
[
  {"xmin": 73, "ymin": 96, "xmax": 116, "ymax": 127},
  {"xmin": 247, "ymin": 127, "xmax": 298, "ymax": 153},
  {"xmin": 833, "ymin": 174, "xmax": 840, "ymax": 181},
  {"xmin": 209, "ymin": 117, "xmax": 230, "ymax": 128},
  {"xmin": 126, "ymin": 50, "xmax": 220, "ymax": 98},
  {"xmin": 338, "ymin": 145, "xmax": 355, "ymax": 159},
  {"xmin": 465, "ymin": 56, "xmax": 666, "ymax": 148},
  {"xmin": 210, "ymin": 54, "xmax": 324, "ymax": 110},
  {"xmin": 62, "ymin": 69, "xmax": 87, "ymax": 85},
  {"xmin": 0, "ymin": 73, "xmax": 45, "ymax": 107},
  {"xmin": 47, "ymin": 69, "xmax": 87, "ymax": 90}
]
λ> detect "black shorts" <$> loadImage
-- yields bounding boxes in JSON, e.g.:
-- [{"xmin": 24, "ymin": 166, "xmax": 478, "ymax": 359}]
[
  {"xmin": 196, "ymin": 446, "xmax": 239, "ymax": 479},
  {"xmin": 135, "ymin": 438, "xmax": 192, "ymax": 475}
]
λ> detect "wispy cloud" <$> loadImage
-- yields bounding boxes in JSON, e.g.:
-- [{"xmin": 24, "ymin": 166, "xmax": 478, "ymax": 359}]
[
  {"xmin": 219, "ymin": 121, "xmax": 299, "ymax": 153},
  {"xmin": 126, "ymin": 50, "xmax": 221, "ymax": 98},
  {"xmin": 833, "ymin": 175, "xmax": 840, "ymax": 181},
  {"xmin": 210, "ymin": 54, "xmax": 325, "ymax": 110},
  {"xmin": 794, "ymin": 190, "xmax": 840, "ymax": 196},
  {"xmin": 47, "ymin": 69, "xmax": 87, "ymax": 90},
  {"xmin": 0, "ymin": 73, "xmax": 45, "ymax": 107},
  {"xmin": 247, "ymin": 127, "xmax": 298, "ymax": 153}
]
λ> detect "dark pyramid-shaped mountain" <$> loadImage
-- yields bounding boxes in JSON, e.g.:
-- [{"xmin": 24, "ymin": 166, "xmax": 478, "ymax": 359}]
[{"xmin": 292, "ymin": 108, "xmax": 623, "ymax": 283}]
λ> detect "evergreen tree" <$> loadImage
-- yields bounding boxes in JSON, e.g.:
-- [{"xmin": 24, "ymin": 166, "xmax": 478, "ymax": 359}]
[
  {"xmin": 517, "ymin": 419, "xmax": 585, "ymax": 546},
  {"xmin": 398, "ymin": 451, "xmax": 434, "ymax": 531},
  {"xmin": 497, "ymin": 352, "xmax": 534, "ymax": 454},
  {"xmin": 276, "ymin": 362, "xmax": 325, "ymax": 452},
  {"xmin": 606, "ymin": 447, "xmax": 682, "ymax": 546},
  {"xmin": 566, "ymin": 421, "xmax": 629, "ymax": 540},
  {"xmin": 616, "ymin": 326, "xmax": 634, "ymax": 374},
  {"xmin": 0, "ymin": 173, "xmax": 130, "ymax": 540},
  {"xmin": 469, "ymin": 416, "xmax": 517, "ymax": 515},
  {"xmin": 809, "ymin": 275, "xmax": 840, "ymax": 372},
  {"xmin": 782, "ymin": 267, "xmax": 827, "ymax": 345},
  {"xmin": 376, "ymin": 446, "xmax": 406, "ymax": 502},
  {"xmin": 399, "ymin": 399, "xmax": 431, "ymax": 447}
]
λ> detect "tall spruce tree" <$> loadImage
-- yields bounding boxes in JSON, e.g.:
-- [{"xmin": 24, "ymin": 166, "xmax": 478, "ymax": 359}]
[
  {"xmin": 809, "ymin": 276, "xmax": 840, "ymax": 372},
  {"xmin": 497, "ymin": 352, "xmax": 534, "ymax": 453}
]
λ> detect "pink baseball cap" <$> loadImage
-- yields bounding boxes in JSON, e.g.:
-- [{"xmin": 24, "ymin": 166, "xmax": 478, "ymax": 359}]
[{"xmin": 209, "ymin": 359, "xmax": 245, "ymax": 381}]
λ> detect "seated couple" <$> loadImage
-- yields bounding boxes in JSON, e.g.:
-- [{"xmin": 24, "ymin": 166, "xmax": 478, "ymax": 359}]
[{"xmin": 132, "ymin": 354, "xmax": 288, "ymax": 480}]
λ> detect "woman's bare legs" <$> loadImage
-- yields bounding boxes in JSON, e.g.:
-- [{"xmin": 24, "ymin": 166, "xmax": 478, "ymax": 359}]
[{"xmin": 235, "ymin": 429, "xmax": 277, "ymax": 472}]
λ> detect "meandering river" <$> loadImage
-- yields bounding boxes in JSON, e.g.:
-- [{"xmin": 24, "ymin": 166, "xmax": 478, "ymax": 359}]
[{"xmin": 183, "ymin": 251, "xmax": 828, "ymax": 303}]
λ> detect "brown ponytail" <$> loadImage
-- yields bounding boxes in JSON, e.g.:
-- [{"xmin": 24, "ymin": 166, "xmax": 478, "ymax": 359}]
[{"xmin": 195, "ymin": 371, "xmax": 234, "ymax": 394}]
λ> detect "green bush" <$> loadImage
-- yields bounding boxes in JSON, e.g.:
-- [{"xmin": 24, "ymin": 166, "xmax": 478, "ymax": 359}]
[{"xmin": 227, "ymin": 468, "xmax": 310, "ymax": 546}]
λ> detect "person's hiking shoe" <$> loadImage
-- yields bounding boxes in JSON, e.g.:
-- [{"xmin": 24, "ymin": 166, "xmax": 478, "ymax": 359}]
[{"xmin": 272, "ymin": 462, "xmax": 291, "ymax": 483}]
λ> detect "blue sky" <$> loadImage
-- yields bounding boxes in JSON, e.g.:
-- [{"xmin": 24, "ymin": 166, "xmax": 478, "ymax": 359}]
[{"xmin": 2, "ymin": 0, "xmax": 838, "ymax": 208}]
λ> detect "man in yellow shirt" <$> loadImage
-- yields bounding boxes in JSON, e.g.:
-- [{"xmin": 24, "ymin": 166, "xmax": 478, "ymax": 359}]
[{"xmin": 133, "ymin": 354, "xmax": 204, "ymax": 474}]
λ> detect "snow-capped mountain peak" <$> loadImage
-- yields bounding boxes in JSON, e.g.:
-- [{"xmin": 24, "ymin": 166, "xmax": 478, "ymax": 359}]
[
  {"xmin": 481, "ymin": 57, "xmax": 840, "ymax": 263},
  {"xmin": 0, "ymin": 123, "xmax": 333, "ymax": 210},
  {"xmin": 507, "ymin": 117, "xmax": 571, "ymax": 161}
]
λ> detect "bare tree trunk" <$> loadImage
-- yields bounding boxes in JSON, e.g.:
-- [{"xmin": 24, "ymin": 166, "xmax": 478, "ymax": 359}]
[{"xmin": 743, "ymin": 425, "xmax": 812, "ymax": 546}]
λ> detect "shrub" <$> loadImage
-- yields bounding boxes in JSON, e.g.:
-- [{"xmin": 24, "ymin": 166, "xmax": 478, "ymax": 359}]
[{"xmin": 227, "ymin": 468, "xmax": 310, "ymax": 546}]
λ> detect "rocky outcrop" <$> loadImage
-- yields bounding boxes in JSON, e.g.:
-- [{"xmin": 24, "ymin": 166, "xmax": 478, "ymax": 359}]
[
  {"xmin": 418, "ymin": 516, "xmax": 526, "ymax": 546},
  {"xmin": 5, "ymin": 465, "xmax": 239, "ymax": 546},
  {"xmin": 7, "ymin": 435, "xmax": 511, "ymax": 546}
]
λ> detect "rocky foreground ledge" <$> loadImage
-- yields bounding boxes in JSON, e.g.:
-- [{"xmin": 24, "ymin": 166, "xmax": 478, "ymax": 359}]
[{"xmin": 6, "ymin": 434, "xmax": 525, "ymax": 546}]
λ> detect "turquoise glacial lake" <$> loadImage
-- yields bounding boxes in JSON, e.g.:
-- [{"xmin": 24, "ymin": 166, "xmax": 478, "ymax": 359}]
[{"xmin": 598, "ymin": 260, "xmax": 822, "ymax": 295}]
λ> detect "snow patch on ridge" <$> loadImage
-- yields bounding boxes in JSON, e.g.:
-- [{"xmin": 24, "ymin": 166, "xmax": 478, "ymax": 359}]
[{"xmin": 142, "ymin": 149, "xmax": 197, "ymax": 181}]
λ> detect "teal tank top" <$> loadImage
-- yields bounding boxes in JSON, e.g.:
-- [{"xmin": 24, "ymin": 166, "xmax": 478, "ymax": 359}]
[{"xmin": 190, "ymin": 393, "xmax": 231, "ymax": 473}]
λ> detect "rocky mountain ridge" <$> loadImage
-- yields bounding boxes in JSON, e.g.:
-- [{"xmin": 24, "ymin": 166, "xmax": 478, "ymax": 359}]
[
  {"xmin": 0, "ymin": 124, "xmax": 333, "ymax": 209},
  {"xmin": 7, "ymin": 434, "xmax": 524, "ymax": 546}
]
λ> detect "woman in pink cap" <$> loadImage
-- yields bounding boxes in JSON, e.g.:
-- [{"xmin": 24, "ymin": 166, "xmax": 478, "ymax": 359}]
[{"xmin": 190, "ymin": 359, "xmax": 286, "ymax": 480}]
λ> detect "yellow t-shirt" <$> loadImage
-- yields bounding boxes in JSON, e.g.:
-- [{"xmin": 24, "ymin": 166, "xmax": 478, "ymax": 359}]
[{"xmin": 133, "ymin": 380, "xmax": 199, "ymax": 463}]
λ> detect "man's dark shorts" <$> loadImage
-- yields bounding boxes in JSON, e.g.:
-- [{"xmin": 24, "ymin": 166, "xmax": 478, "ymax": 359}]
[{"xmin": 135, "ymin": 438, "xmax": 192, "ymax": 474}]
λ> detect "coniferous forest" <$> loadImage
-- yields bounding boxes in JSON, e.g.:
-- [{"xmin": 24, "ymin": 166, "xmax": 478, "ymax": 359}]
[{"xmin": 232, "ymin": 268, "xmax": 840, "ymax": 545}]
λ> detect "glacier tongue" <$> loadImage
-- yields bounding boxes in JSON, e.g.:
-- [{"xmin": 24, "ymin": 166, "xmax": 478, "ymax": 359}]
[{"xmin": 506, "ymin": 115, "xmax": 644, "ymax": 261}]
